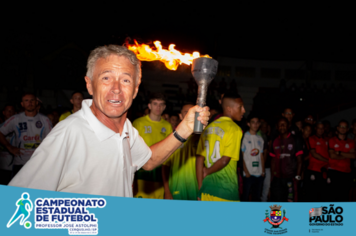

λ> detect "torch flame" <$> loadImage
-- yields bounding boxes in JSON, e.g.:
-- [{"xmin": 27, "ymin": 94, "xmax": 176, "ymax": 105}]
[{"xmin": 127, "ymin": 40, "xmax": 211, "ymax": 70}]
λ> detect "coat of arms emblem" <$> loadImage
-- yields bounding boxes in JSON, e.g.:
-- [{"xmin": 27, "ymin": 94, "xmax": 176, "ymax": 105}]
[{"xmin": 264, "ymin": 205, "xmax": 289, "ymax": 228}]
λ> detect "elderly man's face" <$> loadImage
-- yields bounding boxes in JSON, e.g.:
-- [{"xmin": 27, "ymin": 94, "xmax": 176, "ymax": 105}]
[{"xmin": 85, "ymin": 55, "xmax": 138, "ymax": 119}]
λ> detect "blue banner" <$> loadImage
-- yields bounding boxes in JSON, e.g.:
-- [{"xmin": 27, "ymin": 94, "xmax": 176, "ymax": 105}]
[{"xmin": 0, "ymin": 185, "xmax": 353, "ymax": 235}]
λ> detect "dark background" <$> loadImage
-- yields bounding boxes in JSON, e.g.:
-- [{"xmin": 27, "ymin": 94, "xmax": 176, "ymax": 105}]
[{"xmin": 2, "ymin": 2, "xmax": 356, "ymax": 120}]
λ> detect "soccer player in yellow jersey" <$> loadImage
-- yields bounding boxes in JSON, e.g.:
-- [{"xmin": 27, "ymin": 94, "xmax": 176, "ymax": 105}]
[
  {"xmin": 133, "ymin": 93, "xmax": 173, "ymax": 199},
  {"xmin": 59, "ymin": 91, "xmax": 84, "ymax": 121},
  {"xmin": 196, "ymin": 93, "xmax": 245, "ymax": 201},
  {"xmin": 162, "ymin": 103, "xmax": 199, "ymax": 200}
]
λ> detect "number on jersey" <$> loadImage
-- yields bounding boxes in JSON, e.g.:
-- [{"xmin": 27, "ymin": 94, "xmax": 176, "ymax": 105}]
[
  {"xmin": 18, "ymin": 122, "xmax": 28, "ymax": 131},
  {"xmin": 144, "ymin": 126, "xmax": 152, "ymax": 134},
  {"xmin": 205, "ymin": 140, "xmax": 221, "ymax": 168}
]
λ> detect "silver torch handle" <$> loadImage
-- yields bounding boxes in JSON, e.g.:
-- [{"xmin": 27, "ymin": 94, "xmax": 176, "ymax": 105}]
[
  {"xmin": 191, "ymin": 57, "xmax": 218, "ymax": 134},
  {"xmin": 194, "ymin": 83, "xmax": 208, "ymax": 134}
]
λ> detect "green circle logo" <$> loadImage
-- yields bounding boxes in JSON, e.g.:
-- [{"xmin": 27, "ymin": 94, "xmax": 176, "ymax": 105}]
[{"xmin": 24, "ymin": 221, "xmax": 32, "ymax": 229}]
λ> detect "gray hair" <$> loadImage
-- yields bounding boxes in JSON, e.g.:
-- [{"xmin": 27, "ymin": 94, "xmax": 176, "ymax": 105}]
[{"xmin": 86, "ymin": 45, "xmax": 141, "ymax": 84}]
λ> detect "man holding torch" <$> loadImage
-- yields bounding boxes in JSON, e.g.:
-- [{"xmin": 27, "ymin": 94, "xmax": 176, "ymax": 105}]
[{"xmin": 8, "ymin": 45, "xmax": 210, "ymax": 197}]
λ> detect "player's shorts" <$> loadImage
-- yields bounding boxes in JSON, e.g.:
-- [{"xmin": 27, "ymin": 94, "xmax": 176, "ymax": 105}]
[
  {"xmin": 201, "ymin": 193, "xmax": 240, "ymax": 202},
  {"xmin": 134, "ymin": 180, "xmax": 164, "ymax": 199}
]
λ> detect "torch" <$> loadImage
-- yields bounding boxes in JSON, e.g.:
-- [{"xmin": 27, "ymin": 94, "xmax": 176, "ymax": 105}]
[
  {"xmin": 127, "ymin": 40, "xmax": 218, "ymax": 133},
  {"xmin": 191, "ymin": 57, "xmax": 218, "ymax": 133}
]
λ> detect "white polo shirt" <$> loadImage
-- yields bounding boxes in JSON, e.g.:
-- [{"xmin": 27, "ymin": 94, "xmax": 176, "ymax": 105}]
[{"xmin": 9, "ymin": 99, "xmax": 152, "ymax": 197}]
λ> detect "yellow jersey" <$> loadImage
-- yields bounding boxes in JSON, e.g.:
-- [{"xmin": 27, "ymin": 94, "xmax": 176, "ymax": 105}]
[
  {"xmin": 133, "ymin": 115, "xmax": 173, "ymax": 199},
  {"xmin": 163, "ymin": 134, "xmax": 200, "ymax": 200},
  {"xmin": 59, "ymin": 111, "xmax": 73, "ymax": 122},
  {"xmin": 133, "ymin": 115, "xmax": 172, "ymax": 147},
  {"xmin": 196, "ymin": 116, "xmax": 242, "ymax": 201}
]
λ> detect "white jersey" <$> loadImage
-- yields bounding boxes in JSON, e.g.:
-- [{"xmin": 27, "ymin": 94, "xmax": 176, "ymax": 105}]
[
  {"xmin": 0, "ymin": 122, "xmax": 15, "ymax": 170},
  {"xmin": 0, "ymin": 112, "xmax": 52, "ymax": 165},
  {"xmin": 241, "ymin": 131, "xmax": 264, "ymax": 176}
]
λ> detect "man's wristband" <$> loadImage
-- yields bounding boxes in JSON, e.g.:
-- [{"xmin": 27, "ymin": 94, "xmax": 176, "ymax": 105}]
[{"xmin": 173, "ymin": 130, "xmax": 187, "ymax": 143}]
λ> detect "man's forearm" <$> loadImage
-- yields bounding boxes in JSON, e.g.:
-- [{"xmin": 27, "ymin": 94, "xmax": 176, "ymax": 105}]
[
  {"xmin": 311, "ymin": 150, "xmax": 329, "ymax": 162},
  {"xmin": 143, "ymin": 124, "xmax": 191, "ymax": 171},
  {"xmin": 340, "ymin": 151, "xmax": 355, "ymax": 159},
  {"xmin": 196, "ymin": 155, "xmax": 204, "ymax": 189},
  {"xmin": 145, "ymin": 134, "xmax": 181, "ymax": 170},
  {"xmin": 329, "ymin": 151, "xmax": 345, "ymax": 160},
  {"xmin": 206, "ymin": 156, "xmax": 231, "ymax": 176}
]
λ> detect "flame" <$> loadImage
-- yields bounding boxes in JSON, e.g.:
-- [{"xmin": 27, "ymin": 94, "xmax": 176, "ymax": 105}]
[{"xmin": 127, "ymin": 40, "xmax": 211, "ymax": 70}]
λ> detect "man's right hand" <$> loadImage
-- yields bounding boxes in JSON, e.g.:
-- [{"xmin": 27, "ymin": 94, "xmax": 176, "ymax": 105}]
[
  {"xmin": 8, "ymin": 146, "xmax": 24, "ymax": 156},
  {"xmin": 203, "ymin": 167, "xmax": 208, "ymax": 178}
]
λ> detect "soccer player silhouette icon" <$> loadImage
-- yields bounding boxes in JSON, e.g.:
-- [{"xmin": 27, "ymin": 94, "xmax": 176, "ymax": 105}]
[{"xmin": 7, "ymin": 192, "xmax": 33, "ymax": 228}]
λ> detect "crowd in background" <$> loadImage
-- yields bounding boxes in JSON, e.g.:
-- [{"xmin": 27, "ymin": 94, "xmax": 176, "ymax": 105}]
[{"xmin": 1, "ymin": 86, "xmax": 355, "ymax": 202}]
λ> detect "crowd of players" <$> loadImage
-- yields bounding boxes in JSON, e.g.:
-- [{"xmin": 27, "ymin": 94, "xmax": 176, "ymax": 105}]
[{"xmin": 0, "ymin": 90, "xmax": 355, "ymax": 202}]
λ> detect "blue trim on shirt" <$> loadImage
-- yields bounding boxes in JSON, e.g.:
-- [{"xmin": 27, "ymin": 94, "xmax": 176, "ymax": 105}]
[
  {"xmin": 40, "ymin": 127, "xmax": 45, "ymax": 139},
  {"xmin": 16, "ymin": 126, "xmax": 21, "ymax": 138}
]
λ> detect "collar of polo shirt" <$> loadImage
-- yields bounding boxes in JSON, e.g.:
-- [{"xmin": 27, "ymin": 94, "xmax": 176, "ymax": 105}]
[{"xmin": 82, "ymin": 99, "xmax": 129, "ymax": 142}]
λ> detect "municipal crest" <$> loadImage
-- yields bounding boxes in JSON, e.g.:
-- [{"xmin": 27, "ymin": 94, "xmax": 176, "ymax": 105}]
[
  {"xmin": 264, "ymin": 205, "xmax": 288, "ymax": 229},
  {"xmin": 270, "ymin": 210, "xmax": 282, "ymax": 223}
]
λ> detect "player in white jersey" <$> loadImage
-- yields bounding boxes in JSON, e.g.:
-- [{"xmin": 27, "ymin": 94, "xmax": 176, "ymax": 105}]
[
  {"xmin": 0, "ymin": 93, "xmax": 52, "ymax": 176},
  {"xmin": 0, "ymin": 104, "xmax": 16, "ymax": 185},
  {"xmin": 241, "ymin": 113, "xmax": 265, "ymax": 201}
]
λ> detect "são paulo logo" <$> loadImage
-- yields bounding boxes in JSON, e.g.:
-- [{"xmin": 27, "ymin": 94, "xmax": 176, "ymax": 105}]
[
  {"xmin": 7, "ymin": 192, "xmax": 106, "ymax": 235},
  {"xmin": 264, "ymin": 205, "xmax": 289, "ymax": 234},
  {"xmin": 309, "ymin": 204, "xmax": 343, "ymax": 226}
]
